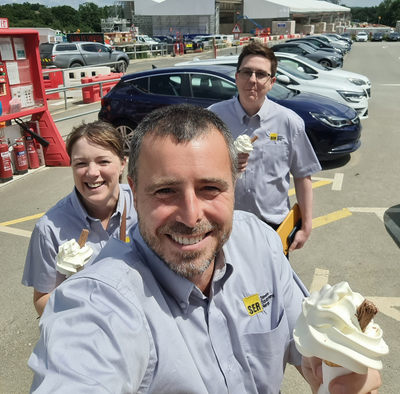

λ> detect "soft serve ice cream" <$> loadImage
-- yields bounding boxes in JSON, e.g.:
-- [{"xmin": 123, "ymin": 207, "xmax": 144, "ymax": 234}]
[
  {"xmin": 234, "ymin": 135, "xmax": 256, "ymax": 154},
  {"xmin": 293, "ymin": 282, "xmax": 388, "ymax": 377},
  {"xmin": 234, "ymin": 135, "xmax": 258, "ymax": 178},
  {"xmin": 56, "ymin": 229, "xmax": 93, "ymax": 277}
]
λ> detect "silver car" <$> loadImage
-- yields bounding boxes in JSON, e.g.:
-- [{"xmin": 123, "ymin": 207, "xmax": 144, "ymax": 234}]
[{"xmin": 40, "ymin": 42, "xmax": 130, "ymax": 72}]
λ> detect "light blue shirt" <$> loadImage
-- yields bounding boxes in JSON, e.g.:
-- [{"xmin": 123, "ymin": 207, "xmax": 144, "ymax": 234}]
[
  {"xmin": 22, "ymin": 184, "xmax": 137, "ymax": 293},
  {"xmin": 28, "ymin": 211, "xmax": 308, "ymax": 394},
  {"xmin": 209, "ymin": 97, "xmax": 321, "ymax": 224}
]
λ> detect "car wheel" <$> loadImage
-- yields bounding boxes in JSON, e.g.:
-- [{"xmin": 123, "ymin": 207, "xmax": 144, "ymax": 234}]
[
  {"xmin": 70, "ymin": 62, "xmax": 83, "ymax": 68},
  {"xmin": 116, "ymin": 60, "xmax": 128, "ymax": 73},
  {"xmin": 114, "ymin": 119, "xmax": 137, "ymax": 153},
  {"xmin": 318, "ymin": 59, "xmax": 332, "ymax": 67}
]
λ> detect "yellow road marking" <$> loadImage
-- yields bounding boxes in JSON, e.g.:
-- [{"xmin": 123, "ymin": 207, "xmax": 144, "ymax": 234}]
[
  {"xmin": 0, "ymin": 213, "xmax": 44, "ymax": 226},
  {"xmin": 312, "ymin": 208, "xmax": 352, "ymax": 229},
  {"xmin": 288, "ymin": 180, "xmax": 332, "ymax": 196}
]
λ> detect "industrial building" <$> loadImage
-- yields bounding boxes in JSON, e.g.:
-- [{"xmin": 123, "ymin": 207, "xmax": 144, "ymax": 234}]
[{"xmin": 102, "ymin": 0, "xmax": 351, "ymax": 36}]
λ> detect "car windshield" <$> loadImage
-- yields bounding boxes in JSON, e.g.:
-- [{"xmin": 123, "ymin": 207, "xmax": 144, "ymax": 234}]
[
  {"xmin": 279, "ymin": 63, "xmax": 315, "ymax": 80},
  {"xmin": 293, "ymin": 55, "xmax": 327, "ymax": 70},
  {"xmin": 358, "ymin": 33, "xmax": 367, "ymax": 36},
  {"xmin": 268, "ymin": 83, "xmax": 295, "ymax": 100},
  {"xmin": 301, "ymin": 44, "xmax": 316, "ymax": 53}
]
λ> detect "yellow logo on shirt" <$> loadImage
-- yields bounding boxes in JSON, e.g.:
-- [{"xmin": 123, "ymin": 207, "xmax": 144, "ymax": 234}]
[
  {"xmin": 125, "ymin": 236, "xmax": 130, "ymax": 243},
  {"xmin": 243, "ymin": 294, "xmax": 263, "ymax": 316},
  {"xmin": 270, "ymin": 133, "xmax": 278, "ymax": 141}
]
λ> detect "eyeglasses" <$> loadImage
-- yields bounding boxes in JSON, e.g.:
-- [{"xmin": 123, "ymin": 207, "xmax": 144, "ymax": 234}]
[{"xmin": 237, "ymin": 70, "xmax": 272, "ymax": 81}]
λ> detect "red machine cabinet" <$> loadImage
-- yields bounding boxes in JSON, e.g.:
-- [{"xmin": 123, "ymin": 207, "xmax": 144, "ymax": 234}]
[{"xmin": 0, "ymin": 19, "xmax": 69, "ymax": 166}]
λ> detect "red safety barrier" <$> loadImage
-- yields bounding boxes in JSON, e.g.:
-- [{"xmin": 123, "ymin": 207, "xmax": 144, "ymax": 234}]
[
  {"xmin": 42, "ymin": 69, "xmax": 63, "ymax": 100},
  {"xmin": 81, "ymin": 73, "xmax": 123, "ymax": 104}
]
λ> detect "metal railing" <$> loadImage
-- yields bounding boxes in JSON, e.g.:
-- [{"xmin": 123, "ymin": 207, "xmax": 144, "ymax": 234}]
[
  {"xmin": 42, "ymin": 41, "xmax": 231, "ymax": 121},
  {"xmin": 42, "ymin": 60, "xmax": 126, "ymax": 116}
]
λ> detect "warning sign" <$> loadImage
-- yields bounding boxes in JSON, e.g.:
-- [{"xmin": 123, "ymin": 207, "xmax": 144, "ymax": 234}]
[{"xmin": 232, "ymin": 23, "xmax": 242, "ymax": 33}]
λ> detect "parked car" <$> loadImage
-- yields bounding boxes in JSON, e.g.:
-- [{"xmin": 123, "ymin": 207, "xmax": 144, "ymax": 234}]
[
  {"xmin": 98, "ymin": 65, "xmax": 362, "ymax": 160},
  {"xmin": 323, "ymin": 32, "xmax": 353, "ymax": 45},
  {"xmin": 271, "ymin": 42, "xmax": 343, "ymax": 68},
  {"xmin": 135, "ymin": 35, "xmax": 160, "ymax": 48},
  {"xmin": 312, "ymin": 34, "xmax": 350, "ymax": 53},
  {"xmin": 286, "ymin": 37, "xmax": 346, "ymax": 55},
  {"xmin": 386, "ymin": 32, "xmax": 400, "ymax": 41},
  {"xmin": 39, "ymin": 41, "xmax": 129, "ymax": 72},
  {"xmin": 371, "ymin": 32, "xmax": 383, "ymax": 42},
  {"xmin": 355, "ymin": 32, "xmax": 368, "ymax": 42},
  {"xmin": 275, "ymin": 62, "xmax": 368, "ymax": 119},
  {"xmin": 176, "ymin": 56, "xmax": 368, "ymax": 119},
  {"xmin": 274, "ymin": 53, "xmax": 371, "ymax": 97}
]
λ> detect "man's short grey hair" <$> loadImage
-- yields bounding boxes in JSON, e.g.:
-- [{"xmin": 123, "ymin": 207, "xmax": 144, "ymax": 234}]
[{"xmin": 128, "ymin": 104, "xmax": 238, "ymax": 184}]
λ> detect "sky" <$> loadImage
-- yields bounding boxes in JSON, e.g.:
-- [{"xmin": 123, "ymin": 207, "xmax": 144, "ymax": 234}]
[{"xmin": 2, "ymin": 0, "xmax": 383, "ymax": 10}]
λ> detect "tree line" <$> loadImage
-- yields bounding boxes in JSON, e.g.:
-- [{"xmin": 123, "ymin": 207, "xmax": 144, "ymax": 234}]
[
  {"xmin": 0, "ymin": 2, "xmax": 125, "ymax": 33},
  {"xmin": 343, "ymin": 0, "xmax": 400, "ymax": 27}
]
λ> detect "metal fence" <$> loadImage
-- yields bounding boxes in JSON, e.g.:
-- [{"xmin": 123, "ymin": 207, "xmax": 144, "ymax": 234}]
[{"xmin": 42, "ymin": 41, "xmax": 230, "ymax": 122}]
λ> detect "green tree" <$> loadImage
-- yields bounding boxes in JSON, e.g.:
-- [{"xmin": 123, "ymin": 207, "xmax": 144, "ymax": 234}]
[
  {"xmin": 50, "ymin": 5, "xmax": 79, "ymax": 31},
  {"xmin": 78, "ymin": 2, "xmax": 102, "ymax": 32}
]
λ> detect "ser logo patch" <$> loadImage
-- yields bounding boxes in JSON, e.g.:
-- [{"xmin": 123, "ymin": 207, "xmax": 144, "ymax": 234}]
[
  {"xmin": 270, "ymin": 133, "xmax": 284, "ymax": 141},
  {"xmin": 243, "ymin": 292, "xmax": 274, "ymax": 316}
]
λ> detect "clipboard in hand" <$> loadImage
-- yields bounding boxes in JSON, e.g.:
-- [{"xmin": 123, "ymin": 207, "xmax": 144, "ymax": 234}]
[{"xmin": 276, "ymin": 203, "xmax": 302, "ymax": 256}]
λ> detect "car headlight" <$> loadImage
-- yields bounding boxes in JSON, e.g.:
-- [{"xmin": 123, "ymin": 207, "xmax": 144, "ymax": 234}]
[
  {"xmin": 310, "ymin": 113, "xmax": 355, "ymax": 128},
  {"xmin": 347, "ymin": 77, "xmax": 366, "ymax": 86},
  {"xmin": 337, "ymin": 90, "xmax": 367, "ymax": 103}
]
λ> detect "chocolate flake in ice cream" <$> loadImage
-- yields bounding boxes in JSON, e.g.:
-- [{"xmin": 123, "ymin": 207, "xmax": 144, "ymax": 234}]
[
  {"xmin": 293, "ymin": 281, "xmax": 389, "ymax": 374},
  {"xmin": 56, "ymin": 229, "xmax": 93, "ymax": 277}
]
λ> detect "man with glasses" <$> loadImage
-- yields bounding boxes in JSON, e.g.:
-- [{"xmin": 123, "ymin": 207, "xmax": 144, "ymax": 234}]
[{"xmin": 209, "ymin": 40, "xmax": 321, "ymax": 252}]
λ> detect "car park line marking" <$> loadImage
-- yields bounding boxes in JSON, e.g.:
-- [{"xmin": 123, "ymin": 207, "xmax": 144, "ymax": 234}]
[
  {"xmin": 347, "ymin": 207, "xmax": 397, "ymax": 222},
  {"xmin": 312, "ymin": 208, "xmax": 352, "ymax": 229},
  {"xmin": 308, "ymin": 269, "xmax": 400, "ymax": 322},
  {"xmin": 289, "ymin": 173, "xmax": 344, "ymax": 196},
  {"xmin": 288, "ymin": 180, "xmax": 333, "ymax": 196},
  {"xmin": 309, "ymin": 268, "xmax": 329, "ymax": 293},
  {"xmin": 348, "ymin": 207, "xmax": 400, "ymax": 246},
  {"xmin": 380, "ymin": 84, "xmax": 400, "ymax": 86},
  {"xmin": 0, "ymin": 213, "xmax": 44, "ymax": 227},
  {"xmin": 0, "ymin": 225, "xmax": 31, "ymax": 238}
]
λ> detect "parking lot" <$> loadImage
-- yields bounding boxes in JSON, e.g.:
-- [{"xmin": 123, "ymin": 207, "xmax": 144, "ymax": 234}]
[{"xmin": 1, "ymin": 41, "xmax": 400, "ymax": 393}]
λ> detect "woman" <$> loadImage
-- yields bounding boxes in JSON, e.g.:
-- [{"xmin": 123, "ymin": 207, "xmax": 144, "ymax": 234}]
[{"xmin": 22, "ymin": 121, "xmax": 137, "ymax": 316}]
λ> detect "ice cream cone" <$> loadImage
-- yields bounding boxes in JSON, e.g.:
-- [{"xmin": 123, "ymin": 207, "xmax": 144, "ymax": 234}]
[{"xmin": 318, "ymin": 361, "xmax": 352, "ymax": 394}]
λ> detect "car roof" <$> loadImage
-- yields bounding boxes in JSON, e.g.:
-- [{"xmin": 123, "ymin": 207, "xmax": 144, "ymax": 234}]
[{"xmin": 121, "ymin": 65, "xmax": 237, "ymax": 81}]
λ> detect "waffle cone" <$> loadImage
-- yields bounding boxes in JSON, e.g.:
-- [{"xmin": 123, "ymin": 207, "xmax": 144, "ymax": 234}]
[{"xmin": 323, "ymin": 360, "xmax": 342, "ymax": 367}]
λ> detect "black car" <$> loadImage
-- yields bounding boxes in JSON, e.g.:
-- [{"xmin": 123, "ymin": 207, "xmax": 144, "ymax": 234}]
[
  {"xmin": 387, "ymin": 32, "xmax": 400, "ymax": 41},
  {"xmin": 286, "ymin": 38, "xmax": 345, "ymax": 56},
  {"xmin": 271, "ymin": 42, "xmax": 343, "ymax": 68},
  {"xmin": 99, "ymin": 65, "xmax": 361, "ymax": 160},
  {"xmin": 371, "ymin": 32, "xmax": 383, "ymax": 42}
]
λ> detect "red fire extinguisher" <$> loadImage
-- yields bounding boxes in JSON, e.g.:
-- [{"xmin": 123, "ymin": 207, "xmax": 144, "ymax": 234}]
[
  {"xmin": 25, "ymin": 133, "xmax": 40, "ymax": 169},
  {"xmin": 0, "ymin": 137, "xmax": 13, "ymax": 183},
  {"xmin": 13, "ymin": 137, "xmax": 28, "ymax": 175}
]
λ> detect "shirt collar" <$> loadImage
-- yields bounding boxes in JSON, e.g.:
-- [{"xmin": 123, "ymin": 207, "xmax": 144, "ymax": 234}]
[
  {"xmin": 71, "ymin": 185, "xmax": 125, "ymax": 223},
  {"xmin": 234, "ymin": 95, "xmax": 271, "ymax": 127},
  {"xmin": 132, "ymin": 226, "xmax": 233, "ymax": 312}
]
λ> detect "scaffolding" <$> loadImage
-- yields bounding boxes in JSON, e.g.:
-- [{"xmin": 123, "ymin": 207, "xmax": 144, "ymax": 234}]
[{"xmin": 117, "ymin": 0, "xmax": 220, "ymax": 36}]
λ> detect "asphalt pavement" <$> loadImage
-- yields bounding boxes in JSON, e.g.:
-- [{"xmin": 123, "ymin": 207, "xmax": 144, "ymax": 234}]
[{"xmin": 1, "ymin": 42, "xmax": 399, "ymax": 393}]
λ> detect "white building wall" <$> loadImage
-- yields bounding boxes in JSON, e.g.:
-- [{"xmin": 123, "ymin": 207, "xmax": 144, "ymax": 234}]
[{"xmin": 134, "ymin": 0, "xmax": 215, "ymax": 16}]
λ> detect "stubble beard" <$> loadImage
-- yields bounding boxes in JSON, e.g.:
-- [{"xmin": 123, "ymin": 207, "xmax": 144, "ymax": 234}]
[{"xmin": 138, "ymin": 215, "xmax": 233, "ymax": 278}]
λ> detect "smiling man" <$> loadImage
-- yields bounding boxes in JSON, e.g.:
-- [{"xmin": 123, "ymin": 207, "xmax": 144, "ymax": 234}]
[
  {"xmin": 28, "ymin": 105, "xmax": 381, "ymax": 394},
  {"xmin": 209, "ymin": 41, "xmax": 322, "ymax": 252}
]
